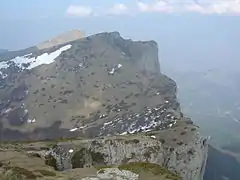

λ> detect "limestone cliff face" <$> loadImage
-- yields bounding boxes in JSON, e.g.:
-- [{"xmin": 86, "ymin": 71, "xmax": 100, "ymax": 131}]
[
  {"xmin": 96, "ymin": 32, "xmax": 160, "ymax": 75},
  {"xmin": 46, "ymin": 120, "xmax": 208, "ymax": 180}
]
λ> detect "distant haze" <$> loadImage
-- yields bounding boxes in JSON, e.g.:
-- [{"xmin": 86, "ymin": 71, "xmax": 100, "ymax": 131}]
[{"xmin": 1, "ymin": 12, "xmax": 240, "ymax": 147}]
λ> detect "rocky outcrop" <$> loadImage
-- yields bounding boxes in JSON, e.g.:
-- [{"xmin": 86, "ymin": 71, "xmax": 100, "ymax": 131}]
[
  {"xmin": 37, "ymin": 29, "xmax": 84, "ymax": 50},
  {"xmin": 90, "ymin": 168, "xmax": 139, "ymax": 180},
  {"xmin": 42, "ymin": 120, "xmax": 208, "ymax": 180}
]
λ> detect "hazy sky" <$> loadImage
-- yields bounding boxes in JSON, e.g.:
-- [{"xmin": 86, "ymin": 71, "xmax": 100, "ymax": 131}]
[{"xmin": 0, "ymin": 0, "xmax": 240, "ymax": 71}]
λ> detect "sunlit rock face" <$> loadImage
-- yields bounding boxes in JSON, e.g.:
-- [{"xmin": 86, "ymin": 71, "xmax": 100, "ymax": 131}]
[{"xmin": 0, "ymin": 31, "xmax": 171, "ymax": 141}]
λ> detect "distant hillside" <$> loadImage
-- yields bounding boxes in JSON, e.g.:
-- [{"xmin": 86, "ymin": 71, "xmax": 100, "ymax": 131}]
[
  {"xmin": 37, "ymin": 29, "xmax": 84, "ymax": 50},
  {"xmin": 204, "ymin": 145, "xmax": 240, "ymax": 180},
  {"xmin": 0, "ymin": 49, "xmax": 8, "ymax": 54}
]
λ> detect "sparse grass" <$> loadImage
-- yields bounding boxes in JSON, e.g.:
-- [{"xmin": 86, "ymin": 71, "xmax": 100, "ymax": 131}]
[
  {"xmin": 34, "ymin": 169, "xmax": 56, "ymax": 176},
  {"xmin": 96, "ymin": 162, "xmax": 181, "ymax": 180},
  {"xmin": 124, "ymin": 139, "xmax": 140, "ymax": 144},
  {"xmin": 118, "ymin": 162, "xmax": 181, "ymax": 180},
  {"xmin": 3, "ymin": 166, "xmax": 37, "ymax": 179},
  {"xmin": 1, "ymin": 171, "xmax": 21, "ymax": 180}
]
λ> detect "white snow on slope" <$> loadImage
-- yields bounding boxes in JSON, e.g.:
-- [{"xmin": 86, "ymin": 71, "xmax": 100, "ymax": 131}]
[
  {"xmin": 0, "ymin": 61, "xmax": 10, "ymax": 69},
  {"xmin": 0, "ymin": 44, "xmax": 72, "ymax": 71}
]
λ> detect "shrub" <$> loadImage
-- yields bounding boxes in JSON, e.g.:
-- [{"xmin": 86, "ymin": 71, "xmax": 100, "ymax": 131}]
[
  {"xmin": 125, "ymin": 139, "xmax": 140, "ymax": 144},
  {"xmin": 28, "ymin": 153, "xmax": 41, "ymax": 158},
  {"xmin": 159, "ymin": 139, "xmax": 166, "ymax": 144},
  {"xmin": 177, "ymin": 141, "xmax": 184, "ymax": 146},
  {"xmin": 180, "ymin": 131, "xmax": 186, "ymax": 135}
]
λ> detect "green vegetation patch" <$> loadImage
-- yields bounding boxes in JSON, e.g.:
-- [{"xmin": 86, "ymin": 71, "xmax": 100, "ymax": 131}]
[
  {"xmin": 1, "ymin": 172, "xmax": 22, "ymax": 180},
  {"xmin": 3, "ymin": 166, "xmax": 37, "ymax": 179},
  {"xmin": 34, "ymin": 169, "xmax": 56, "ymax": 176},
  {"xmin": 96, "ymin": 162, "xmax": 181, "ymax": 180}
]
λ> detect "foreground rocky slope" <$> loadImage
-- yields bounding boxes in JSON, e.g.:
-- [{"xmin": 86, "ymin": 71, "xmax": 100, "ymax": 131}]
[
  {"xmin": 0, "ymin": 31, "xmax": 208, "ymax": 179},
  {"xmin": 0, "ymin": 120, "xmax": 207, "ymax": 180}
]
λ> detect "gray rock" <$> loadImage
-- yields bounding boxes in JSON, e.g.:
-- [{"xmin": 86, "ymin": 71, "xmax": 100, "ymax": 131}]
[
  {"xmin": 97, "ymin": 168, "xmax": 139, "ymax": 180},
  {"xmin": 46, "ymin": 130, "xmax": 208, "ymax": 180}
]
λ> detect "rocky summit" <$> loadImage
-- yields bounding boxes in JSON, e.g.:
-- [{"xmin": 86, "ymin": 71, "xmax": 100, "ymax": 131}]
[{"xmin": 0, "ymin": 31, "xmax": 208, "ymax": 180}]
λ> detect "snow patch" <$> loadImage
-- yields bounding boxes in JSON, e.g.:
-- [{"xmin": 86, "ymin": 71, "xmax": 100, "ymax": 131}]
[
  {"xmin": 104, "ymin": 121, "xmax": 113, "ymax": 126},
  {"xmin": 27, "ymin": 118, "xmax": 36, "ymax": 124},
  {"xmin": 68, "ymin": 149, "xmax": 74, "ymax": 153},
  {"xmin": 0, "ymin": 44, "xmax": 72, "ymax": 71},
  {"xmin": 108, "ymin": 68, "xmax": 115, "ymax": 75},
  {"xmin": 117, "ymin": 64, "xmax": 122, "ymax": 69},
  {"xmin": 13, "ymin": 45, "xmax": 72, "ymax": 69},
  {"xmin": 150, "ymin": 135, "xmax": 156, "ymax": 139},
  {"xmin": 0, "ymin": 61, "xmax": 10, "ymax": 69},
  {"xmin": 120, "ymin": 132, "xmax": 127, "ymax": 135},
  {"xmin": 23, "ymin": 53, "xmax": 32, "ymax": 57},
  {"xmin": 69, "ymin": 127, "xmax": 78, "ymax": 132}
]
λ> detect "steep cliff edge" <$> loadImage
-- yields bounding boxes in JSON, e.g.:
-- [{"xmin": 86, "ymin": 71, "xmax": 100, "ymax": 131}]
[
  {"xmin": 44, "ymin": 119, "xmax": 207, "ymax": 180},
  {"xmin": 0, "ymin": 31, "xmax": 208, "ymax": 179},
  {"xmin": 0, "ymin": 122, "xmax": 208, "ymax": 180}
]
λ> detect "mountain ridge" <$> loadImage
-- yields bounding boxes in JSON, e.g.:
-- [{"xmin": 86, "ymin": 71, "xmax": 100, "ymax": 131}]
[
  {"xmin": 37, "ymin": 29, "xmax": 84, "ymax": 50},
  {"xmin": 0, "ymin": 31, "xmax": 208, "ymax": 180}
]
